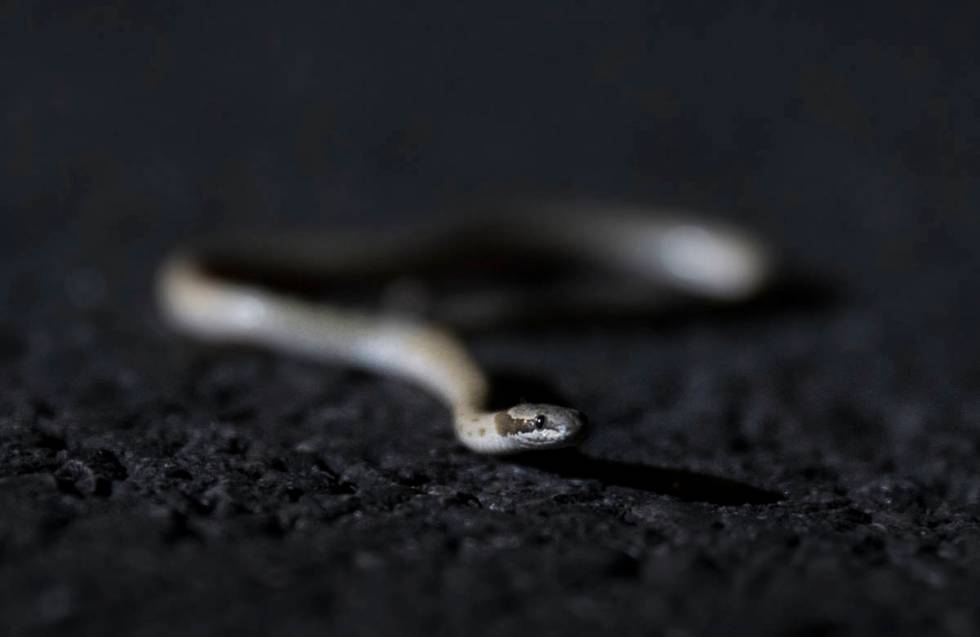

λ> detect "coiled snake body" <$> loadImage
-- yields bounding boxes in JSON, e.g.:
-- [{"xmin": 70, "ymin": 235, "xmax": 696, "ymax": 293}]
[{"xmin": 159, "ymin": 206, "xmax": 771, "ymax": 455}]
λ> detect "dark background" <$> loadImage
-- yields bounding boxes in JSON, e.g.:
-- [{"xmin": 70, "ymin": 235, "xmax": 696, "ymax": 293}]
[{"xmin": 2, "ymin": 2, "xmax": 979, "ymax": 635}]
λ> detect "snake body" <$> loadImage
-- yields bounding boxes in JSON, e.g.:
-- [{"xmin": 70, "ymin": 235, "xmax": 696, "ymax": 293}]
[{"xmin": 159, "ymin": 206, "xmax": 771, "ymax": 455}]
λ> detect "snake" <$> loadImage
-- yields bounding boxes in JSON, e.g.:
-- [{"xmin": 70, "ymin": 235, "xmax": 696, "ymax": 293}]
[{"xmin": 158, "ymin": 204, "xmax": 772, "ymax": 455}]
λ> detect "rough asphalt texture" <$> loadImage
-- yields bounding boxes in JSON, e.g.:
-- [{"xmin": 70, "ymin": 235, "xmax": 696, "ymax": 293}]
[{"xmin": 2, "ymin": 4, "xmax": 979, "ymax": 636}]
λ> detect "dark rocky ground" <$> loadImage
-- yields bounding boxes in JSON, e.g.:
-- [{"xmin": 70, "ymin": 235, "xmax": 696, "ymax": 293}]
[{"xmin": 2, "ymin": 3, "xmax": 980, "ymax": 635}]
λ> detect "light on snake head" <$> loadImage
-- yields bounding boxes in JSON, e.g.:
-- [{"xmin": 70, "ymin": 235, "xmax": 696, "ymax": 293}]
[{"xmin": 494, "ymin": 403, "xmax": 588, "ymax": 449}]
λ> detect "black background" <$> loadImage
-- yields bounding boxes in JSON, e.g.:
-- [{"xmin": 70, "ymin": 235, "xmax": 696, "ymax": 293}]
[{"xmin": 2, "ymin": 3, "xmax": 979, "ymax": 635}]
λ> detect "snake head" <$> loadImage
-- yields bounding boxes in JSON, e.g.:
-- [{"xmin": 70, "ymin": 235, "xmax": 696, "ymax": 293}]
[{"xmin": 494, "ymin": 403, "xmax": 588, "ymax": 450}]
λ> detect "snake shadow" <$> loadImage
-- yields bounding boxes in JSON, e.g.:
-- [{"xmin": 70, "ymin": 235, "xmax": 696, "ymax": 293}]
[
  {"xmin": 510, "ymin": 449, "xmax": 783, "ymax": 505},
  {"xmin": 489, "ymin": 370, "xmax": 783, "ymax": 506}
]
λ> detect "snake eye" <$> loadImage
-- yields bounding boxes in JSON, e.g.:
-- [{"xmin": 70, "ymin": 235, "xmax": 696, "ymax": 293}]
[{"xmin": 533, "ymin": 415, "xmax": 547, "ymax": 429}]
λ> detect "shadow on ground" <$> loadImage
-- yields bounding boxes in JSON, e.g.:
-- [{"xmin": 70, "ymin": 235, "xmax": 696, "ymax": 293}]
[{"xmin": 511, "ymin": 449, "xmax": 783, "ymax": 505}]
